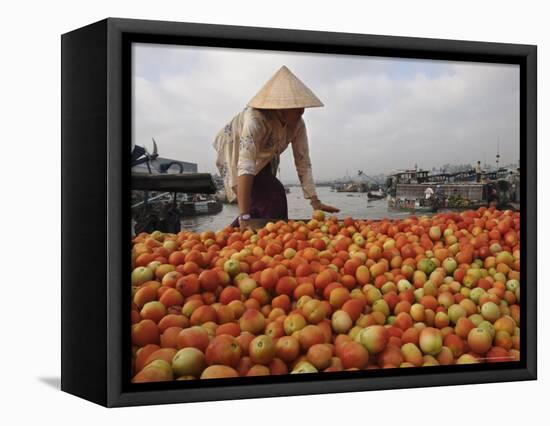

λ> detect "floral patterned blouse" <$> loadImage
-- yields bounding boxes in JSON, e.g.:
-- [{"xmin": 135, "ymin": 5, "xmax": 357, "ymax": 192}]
[{"xmin": 213, "ymin": 107, "xmax": 318, "ymax": 203}]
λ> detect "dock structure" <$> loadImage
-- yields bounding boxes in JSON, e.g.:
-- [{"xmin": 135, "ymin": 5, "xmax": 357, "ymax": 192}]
[
  {"xmin": 386, "ymin": 164, "xmax": 519, "ymax": 212},
  {"xmin": 396, "ymin": 183, "xmax": 484, "ymax": 202}
]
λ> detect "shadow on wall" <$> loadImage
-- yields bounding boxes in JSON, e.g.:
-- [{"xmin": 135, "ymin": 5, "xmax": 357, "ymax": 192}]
[{"xmin": 38, "ymin": 377, "xmax": 61, "ymax": 390}]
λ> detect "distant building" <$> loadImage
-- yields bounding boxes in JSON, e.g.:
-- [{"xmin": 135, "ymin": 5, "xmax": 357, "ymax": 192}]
[{"xmin": 133, "ymin": 157, "xmax": 197, "ymax": 174}]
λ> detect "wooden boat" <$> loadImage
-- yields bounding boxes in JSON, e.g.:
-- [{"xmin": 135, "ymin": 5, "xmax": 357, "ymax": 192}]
[{"xmin": 131, "ymin": 141, "xmax": 219, "ymax": 234}]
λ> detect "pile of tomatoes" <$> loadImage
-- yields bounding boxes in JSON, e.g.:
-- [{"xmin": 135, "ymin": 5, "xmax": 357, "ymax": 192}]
[{"xmin": 131, "ymin": 207, "xmax": 520, "ymax": 382}]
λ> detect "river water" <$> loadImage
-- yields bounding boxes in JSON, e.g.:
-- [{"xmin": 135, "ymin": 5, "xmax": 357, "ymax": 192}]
[{"xmin": 180, "ymin": 186, "xmax": 415, "ymax": 233}]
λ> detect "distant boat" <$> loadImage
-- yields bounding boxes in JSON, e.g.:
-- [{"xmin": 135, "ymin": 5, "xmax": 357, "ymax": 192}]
[{"xmin": 367, "ymin": 189, "xmax": 385, "ymax": 200}]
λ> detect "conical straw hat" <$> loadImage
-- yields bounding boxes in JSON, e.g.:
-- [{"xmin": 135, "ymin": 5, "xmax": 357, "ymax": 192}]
[{"xmin": 247, "ymin": 65, "xmax": 324, "ymax": 109}]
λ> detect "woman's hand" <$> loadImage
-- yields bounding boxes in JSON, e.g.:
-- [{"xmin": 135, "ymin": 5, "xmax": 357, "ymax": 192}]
[
  {"xmin": 239, "ymin": 218, "xmax": 265, "ymax": 231},
  {"xmin": 316, "ymin": 202, "xmax": 340, "ymax": 213},
  {"xmin": 239, "ymin": 219, "xmax": 253, "ymax": 231},
  {"xmin": 311, "ymin": 198, "xmax": 340, "ymax": 213}
]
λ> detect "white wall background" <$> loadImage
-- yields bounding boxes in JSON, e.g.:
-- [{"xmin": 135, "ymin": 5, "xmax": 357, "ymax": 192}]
[{"xmin": 1, "ymin": 0, "xmax": 546, "ymax": 423}]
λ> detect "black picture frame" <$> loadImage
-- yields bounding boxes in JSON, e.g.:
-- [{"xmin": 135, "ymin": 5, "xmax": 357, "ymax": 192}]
[{"xmin": 61, "ymin": 17, "xmax": 537, "ymax": 407}]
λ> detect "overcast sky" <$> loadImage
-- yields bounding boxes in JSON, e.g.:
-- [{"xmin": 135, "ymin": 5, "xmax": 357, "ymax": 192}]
[{"xmin": 132, "ymin": 43, "xmax": 519, "ymax": 183}]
